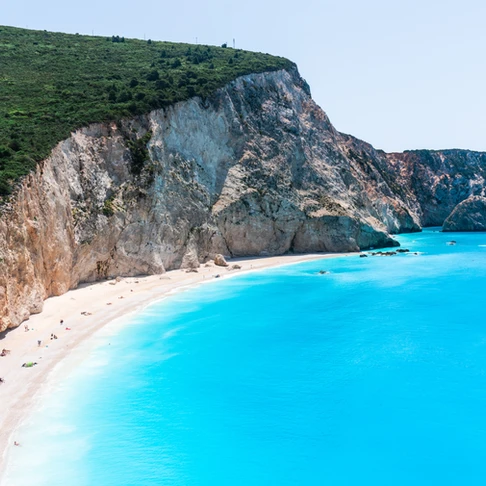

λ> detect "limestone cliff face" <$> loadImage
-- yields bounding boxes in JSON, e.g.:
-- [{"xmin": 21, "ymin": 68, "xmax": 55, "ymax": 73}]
[
  {"xmin": 442, "ymin": 196, "xmax": 486, "ymax": 231},
  {"xmin": 1, "ymin": 66, "xmax": 485, "ymax": 331},
  {"xmin": 0, "ymin": 67, "xmax": 402, "ymax": 331}
]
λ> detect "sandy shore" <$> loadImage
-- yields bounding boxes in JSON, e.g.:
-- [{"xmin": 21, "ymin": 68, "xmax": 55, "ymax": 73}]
[{"xmin": 0, "ymin": 252, "xmax": 347, "ymax": 475}]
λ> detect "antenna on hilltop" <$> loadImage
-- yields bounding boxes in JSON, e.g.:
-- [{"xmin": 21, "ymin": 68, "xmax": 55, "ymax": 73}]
[
  {"xmin": 233, "ymin": 38, "xmax": 235, "ymax": 49},
  {"xmin": 196, "ymin": 37, "xmax": 198, "ymax": 44}
]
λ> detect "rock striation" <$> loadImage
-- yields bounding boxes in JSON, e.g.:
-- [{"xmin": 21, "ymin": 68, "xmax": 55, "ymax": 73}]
[
  {"xmin": 442, "ymin": 196, "xmax": 486, "ymax": 232},
  {"xmin": 1, "ymin": 66, "xmax": 486, "ymax": 331}
]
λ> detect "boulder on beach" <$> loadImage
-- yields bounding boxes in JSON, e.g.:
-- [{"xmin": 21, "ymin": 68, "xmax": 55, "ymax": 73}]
[
  {"xmin": 227, "ymin": 264, "xmax": 242, "ymax": 271},
  {"xmin": 214, "ymin": 254, "xmax": 229, "ymax": 267},
  {"xmin": 181, "ymin": 248, "xmax": 200, "ymax": 270}
]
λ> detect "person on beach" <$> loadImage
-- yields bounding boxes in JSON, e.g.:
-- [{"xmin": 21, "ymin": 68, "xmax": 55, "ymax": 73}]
[
  {"xmin": 60, "ymin": 319, "xmax": 64, "ymax": 325},
  {"xmin": 14, "ymin": 441, "xmax": 20, "ymax": 446},
  {"xmin": 37, "ymin": 340, "xmax": 41, "ymax": 347},
  {"xmin": 22, "ymin": 362, "xmax": 37, "ymax": 367},
  {"xmin": 0, "ymin": 377, "xmax": 4, "ymax": 383},
  {"xmin": 24, "ymin": 324, "xmax": 29, "ymax": 332}
]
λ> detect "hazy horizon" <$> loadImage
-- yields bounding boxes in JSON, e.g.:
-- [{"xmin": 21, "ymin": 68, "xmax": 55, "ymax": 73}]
[{"xmin": 3, "ymin": 0, "xmax": 485, "ymax": 153}]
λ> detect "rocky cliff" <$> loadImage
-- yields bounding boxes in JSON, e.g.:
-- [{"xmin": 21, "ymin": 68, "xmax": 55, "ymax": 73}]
[
  {"xmin": 443, "ymin": 196, "xmax": 486, "ymax": 231},
  {"xmin": 333, "ymin": 140, "xmax": 486, "ymax": 230},
  {"xmin": 382, "ymin": 150, "xmax": 486, "ymax": 227},
  {"xmin": 1, "ymin": 66, "xmax": 485, "ymax": 331}
]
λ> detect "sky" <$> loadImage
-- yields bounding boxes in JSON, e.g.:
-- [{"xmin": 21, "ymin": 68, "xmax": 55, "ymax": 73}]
[{"xmin": 2, "ymin": 0, "xmax": 486, "ymax": 152}]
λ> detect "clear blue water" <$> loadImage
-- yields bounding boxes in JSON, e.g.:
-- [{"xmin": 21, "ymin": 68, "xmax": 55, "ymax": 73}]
[{"xmin": 6, "ymin": 229, "xmax": 486, "ymax": 485}]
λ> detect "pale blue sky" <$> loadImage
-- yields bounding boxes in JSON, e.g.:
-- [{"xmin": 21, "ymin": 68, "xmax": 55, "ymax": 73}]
[{"xmin": 3, "ymin": 0, "xmax": 486, "ymax": 152}]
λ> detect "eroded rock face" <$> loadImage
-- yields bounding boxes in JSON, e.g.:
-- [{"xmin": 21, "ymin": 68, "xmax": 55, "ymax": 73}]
[
  {"xmin": 2, "ymin": 66, "xmax": 485, "ymax": 331},
  {"xmin": 443, "ymin": 196, "xmax": 486, "ymax": 231},
  {"xmin": 336, "ymin": 139, "xmax": 486, "ymax": 231},
  {"xmin": 382, "ymin": 150, "xmax": 486, "ymax": 227}
]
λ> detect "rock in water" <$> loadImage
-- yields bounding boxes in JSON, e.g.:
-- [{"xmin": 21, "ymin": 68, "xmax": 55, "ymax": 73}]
[
  {"xmin": 443, "ymin": 196, "xmax": 486, "ymax": 232},
  {"xmin": 214, "ymin": 254, "xmax": 229, "ymax": 267}
]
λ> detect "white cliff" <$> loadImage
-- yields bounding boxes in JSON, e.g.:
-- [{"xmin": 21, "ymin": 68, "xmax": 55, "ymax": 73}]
[{"xmin": 0, "ymin": 67, "xmax": 424, "ymax": 331}]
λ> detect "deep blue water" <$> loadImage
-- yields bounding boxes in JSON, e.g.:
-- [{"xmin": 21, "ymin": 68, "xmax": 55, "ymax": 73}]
[{"xmin": 6, "ymin": 229, "xmax": 486, "ymax": 485}]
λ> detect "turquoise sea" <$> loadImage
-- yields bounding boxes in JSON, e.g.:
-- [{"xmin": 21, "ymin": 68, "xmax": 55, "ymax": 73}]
[{"xmin": 5, "ymin": 229, "xmax": 486, "ymax": 485}]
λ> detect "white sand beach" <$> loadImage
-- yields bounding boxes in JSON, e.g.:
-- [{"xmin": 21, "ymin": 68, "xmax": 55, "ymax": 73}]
[{"xmin": 0, "ymin": 252, "xmax": 348, "ymax": 476}]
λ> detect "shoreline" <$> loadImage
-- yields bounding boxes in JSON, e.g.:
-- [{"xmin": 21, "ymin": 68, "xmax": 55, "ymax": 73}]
[{"xmin": 0, "ymin": 252, "xmax": 349, "ymax": 478}]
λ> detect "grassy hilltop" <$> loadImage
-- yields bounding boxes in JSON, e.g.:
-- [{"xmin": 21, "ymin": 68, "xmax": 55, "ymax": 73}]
[{"xmin": 0, "ymin": 26, "xmax": 293, "ymax": 196}]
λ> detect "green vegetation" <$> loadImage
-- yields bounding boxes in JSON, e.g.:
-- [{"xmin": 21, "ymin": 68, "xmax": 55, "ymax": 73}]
[
  {"xmin": 102, "ymin": 196, "xmax": 115, "ymax": 217},
  {"xmin": 0, "ymin": 26, "xmax": 293, "ymax": 196},
  {"xmin": 126, "ymin": 131, "xmax": 153, "ymax": 175}
]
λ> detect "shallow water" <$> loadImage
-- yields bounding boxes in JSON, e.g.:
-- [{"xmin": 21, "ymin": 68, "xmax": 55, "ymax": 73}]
[{"xmin": 6, "ymin": 229, "xmax": 486, "ymax": 485}]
